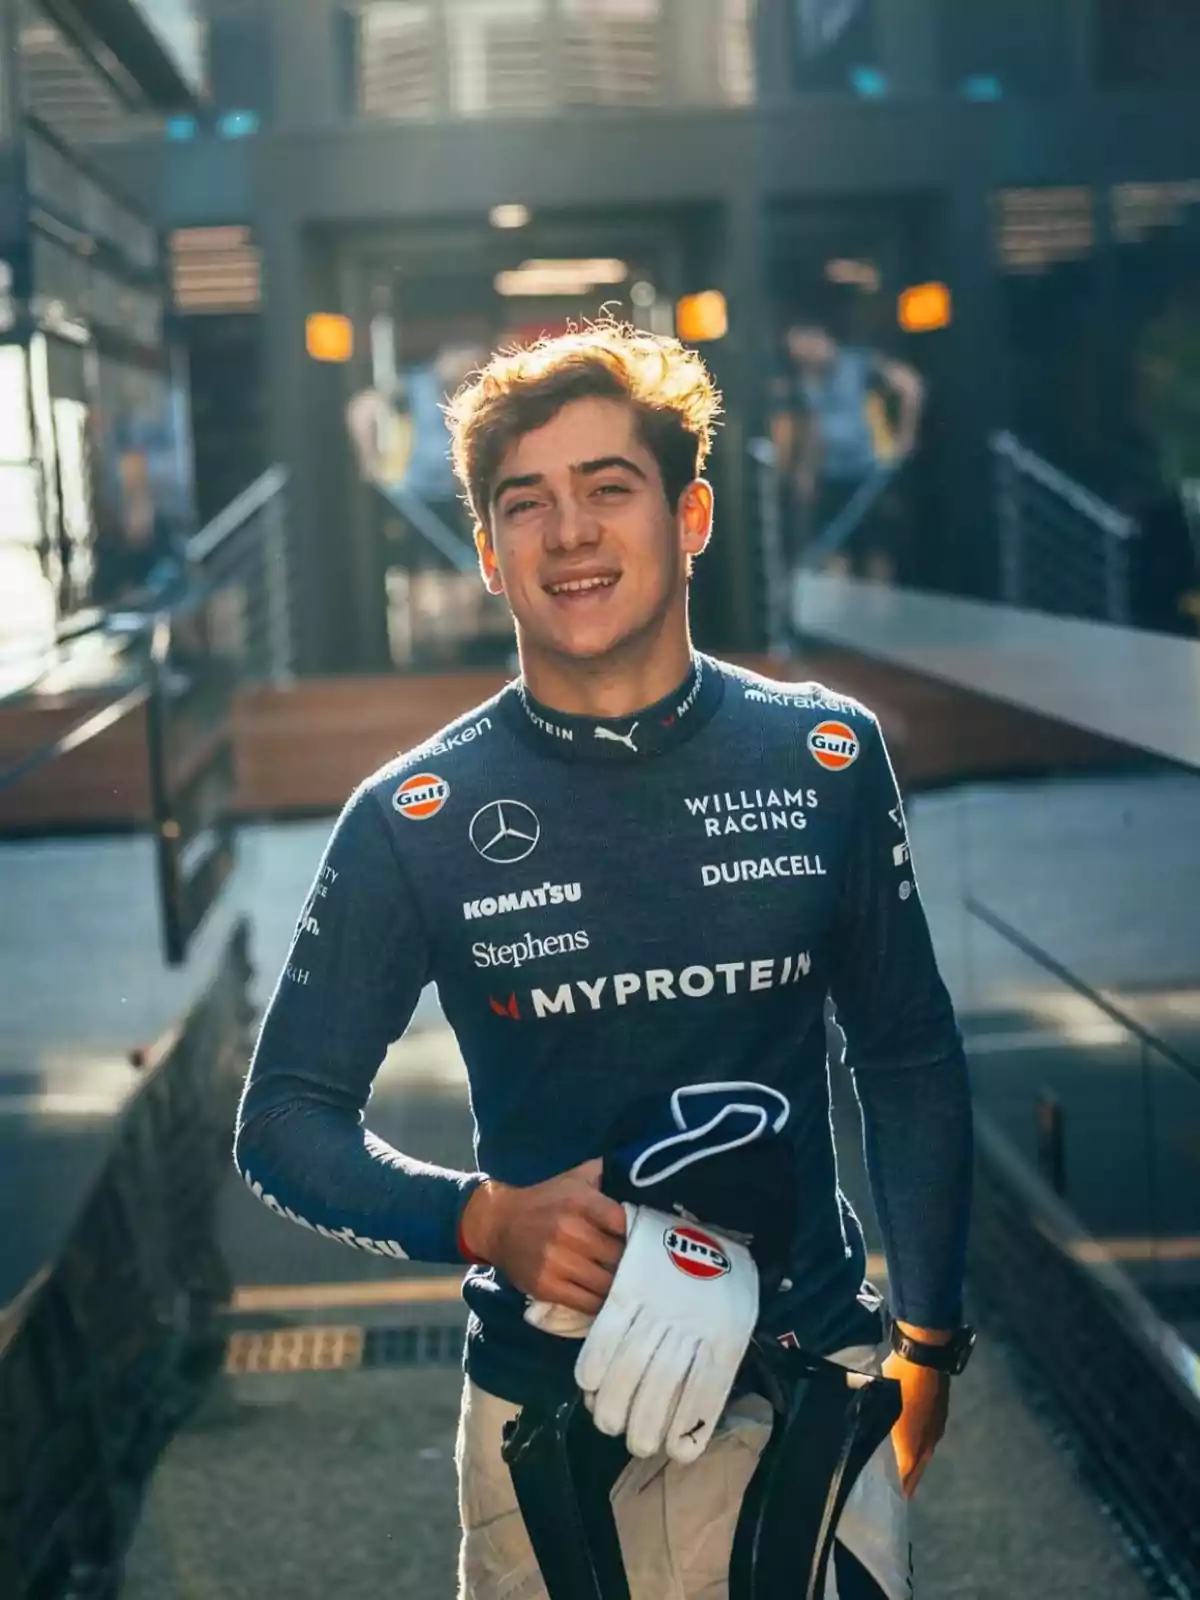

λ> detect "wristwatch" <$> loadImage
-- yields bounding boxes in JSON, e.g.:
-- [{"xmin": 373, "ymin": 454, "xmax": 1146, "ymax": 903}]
[{"xmin": 889, "ymin": 1321, "xmax": 976, "ymax": 1375}]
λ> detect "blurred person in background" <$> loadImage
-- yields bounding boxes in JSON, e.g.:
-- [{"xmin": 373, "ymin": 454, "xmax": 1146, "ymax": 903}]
[
  {"xmin": 398, "ymin": 342, "xmax": 489, "ymax": 537},
  {"xmin": 772, "ymin": 304, "xmax": 924, "ymax": 586},
  {"xmin": 236, "ymin": 321, "xmax": 973, "ymax": 1600},
  {"xmin": 347, "ymin": 342, "xmax": 487, "ymax": 541},
  {"xmin": 90, "ymin": 443, "xmax": 183, "ymax": 606}
]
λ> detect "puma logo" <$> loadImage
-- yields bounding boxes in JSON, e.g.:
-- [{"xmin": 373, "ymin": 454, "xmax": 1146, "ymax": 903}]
[{"xmin": 593, "ymin": 722, "xmax": 639, "ymax": 753}]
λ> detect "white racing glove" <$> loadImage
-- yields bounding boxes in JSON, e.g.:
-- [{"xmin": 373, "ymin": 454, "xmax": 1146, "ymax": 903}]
[{"xmin": 570, "ymin": 1202, "xmax": 759, "ymax": 1465}]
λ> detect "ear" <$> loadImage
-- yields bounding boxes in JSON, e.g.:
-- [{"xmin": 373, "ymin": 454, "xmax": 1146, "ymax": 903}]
[
  {"xmin": 475, "ymin": 524, "xmax": 505, "ymax": 595},
  {"xmin": 677, "ymin": 479, "xmax": 714, "ymax": 560}
]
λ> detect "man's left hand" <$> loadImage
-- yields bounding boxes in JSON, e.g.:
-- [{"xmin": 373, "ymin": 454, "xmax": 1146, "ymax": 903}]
[{"xmin": 880, "ymin": 1334, "xmax": 952, "ymax": 1499}]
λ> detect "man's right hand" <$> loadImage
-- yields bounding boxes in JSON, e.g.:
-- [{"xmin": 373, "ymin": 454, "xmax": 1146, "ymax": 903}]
[{"xmin": 459, "ymin": 1160, "xmax": 628, "ymax": 1317}]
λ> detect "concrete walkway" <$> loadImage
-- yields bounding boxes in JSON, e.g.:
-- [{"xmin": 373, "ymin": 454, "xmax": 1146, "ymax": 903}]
[{"xmin": 121, "ymin": 1313, "xmax": 1151, "ymax": 1599}]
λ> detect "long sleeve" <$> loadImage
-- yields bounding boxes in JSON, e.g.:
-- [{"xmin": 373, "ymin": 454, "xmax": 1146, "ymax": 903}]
[
  {"xmin": 234, "ymin": 784, "xmax": 481, "ymax": 1264},
  {"xmin": 827, "ymin": 716, "xmax": 973, "ymax": 1327}
]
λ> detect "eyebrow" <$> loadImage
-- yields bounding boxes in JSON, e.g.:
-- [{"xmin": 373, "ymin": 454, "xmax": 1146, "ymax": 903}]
[{"xmin": 491, "ymin": 455, "xmax": 648, "ymax": 507}]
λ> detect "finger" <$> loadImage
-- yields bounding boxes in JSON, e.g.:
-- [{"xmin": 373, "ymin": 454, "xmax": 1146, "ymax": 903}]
[
  {"xmin": 575, "ymin": 1296, "xmax": 640, "ymax": 1394},
  {"xmin": 572, "ymin": 1188, "xmax": 629, "ymax": 1240},
  {"xmin": 666, "ymin": 1342, "xmax": 729, "ymax": 1465},
  {"xmin": 567, "ymin": 1158, "xmax": 604, "ymax": 1188},
  {"xmin": 627, "ymin": 1330, "xmax": 696, "ymax": 1460},
  {"xmin": 591, "ymin": 1314, "xmax": 669, "ymax": 1442},
  {"xmin": 545, "ymin": 1246, "xmax": 617, "ymax": 1302},
  {"xmin": 557, "ymin": 1217, "xmax": 626, "ymax": 1272}
]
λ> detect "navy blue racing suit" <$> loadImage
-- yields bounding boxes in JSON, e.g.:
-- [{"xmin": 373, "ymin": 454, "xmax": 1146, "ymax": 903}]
[{"xmin": 235, "ymin": 654, "xmax": 973, "ymax": 1405}]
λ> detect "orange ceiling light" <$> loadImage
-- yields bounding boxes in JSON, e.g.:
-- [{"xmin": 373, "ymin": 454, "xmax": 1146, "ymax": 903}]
[
  {"xmin": 897, "ymin": 282, "xmax": 952, "ymax": 333},
  {"xmin": 306, "ymin": 312, "xmax": 354, "ymax": 362},
  {"xmin": 676, "ymin": 290, "xmax": 728, "ymax": 342}
]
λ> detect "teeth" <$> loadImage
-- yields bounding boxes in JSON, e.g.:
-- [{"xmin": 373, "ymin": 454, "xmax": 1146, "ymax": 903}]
[{"xmin": 549, "ymin": 576, "xmax": 616, "ymax": 595}]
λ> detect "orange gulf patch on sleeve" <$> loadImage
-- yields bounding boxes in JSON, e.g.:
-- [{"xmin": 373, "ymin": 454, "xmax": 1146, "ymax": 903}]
[
  {"xmin": 392, "ymin": 773, "xmax": 451, "ymax": 819},
  {"xmin": 806, "ymin": 720, "xmax": 861, "ymax": 772}
]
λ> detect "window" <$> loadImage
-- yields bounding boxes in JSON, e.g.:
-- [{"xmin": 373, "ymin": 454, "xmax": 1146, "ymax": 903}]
[
  {"xmin": 32, "ymin": 233, "xmax": 163, "ymax": 348},
  {"xmin": 25, "ymin": 126, "xmax": 159, "ymax": 273},
  {"xmin": 451, "ymin": 0, "xmax": 552, "ymax": 117},
  {"xmin": 170, "ymin": 226, "xmax": 262, "ymax": 314},
  {"xmin": 560, "ymin": 0, "xmax": 661, "ymax": 110},
  {"xmin": 17, "ymin": 1, "xmax": 161, "ymax": 145},
  {"xmin": 349, "ymin": 0, "xmax": 753, "ymax": 120},
  {"xmin": 127, "ymin": 0, "xmax": 206, "ymax": 96}
]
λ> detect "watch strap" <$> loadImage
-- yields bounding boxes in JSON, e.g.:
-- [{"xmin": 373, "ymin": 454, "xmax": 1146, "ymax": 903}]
[{"xmin": 889, "ymin": 1323, "xmax": 976, "ymax": 1375}]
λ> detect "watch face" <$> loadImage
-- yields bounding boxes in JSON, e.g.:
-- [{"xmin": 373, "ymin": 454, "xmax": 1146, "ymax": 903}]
[{"xmin": 947, "ymin": 1327, "xmax": 976, "ymax": 1373}]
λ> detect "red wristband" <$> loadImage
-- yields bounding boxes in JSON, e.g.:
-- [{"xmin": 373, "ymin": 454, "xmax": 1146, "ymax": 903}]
[{"xmin": 457, "ymin": 1214, "xmax": 490, "ymax": 1268}]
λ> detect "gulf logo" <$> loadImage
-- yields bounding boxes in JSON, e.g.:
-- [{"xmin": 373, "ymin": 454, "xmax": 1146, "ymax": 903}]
[
  {"xmin": 807, "ymin": 720, "xmax": 860, "ymax": 772},
  {"xmin": 392, "ymin": 772, "xmax": 450, "ymax": 820},
  {"xmin": 664, "ymin": 1225, "xmax": 731, "ymax": 1281}
]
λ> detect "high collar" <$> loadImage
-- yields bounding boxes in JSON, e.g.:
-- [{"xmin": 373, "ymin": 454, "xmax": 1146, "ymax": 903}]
[{"xmin": 498, "ymin": 654, "xmax": 724, "ymax": 764}]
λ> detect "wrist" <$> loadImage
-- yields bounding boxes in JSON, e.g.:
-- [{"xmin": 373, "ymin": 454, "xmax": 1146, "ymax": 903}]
[
  {"xmin": 889, "ymin": 1318, "xmax": 976, "ymax": 1376},
  {"xmin": 458, "ymin": 1178, "xmax": 504, "ymax": 1266}
]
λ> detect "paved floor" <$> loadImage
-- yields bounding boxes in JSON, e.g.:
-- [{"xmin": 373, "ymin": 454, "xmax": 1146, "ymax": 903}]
[{"xmin": 120, "ymin": 1313, "xmax": 1153, "ymax": 1600}]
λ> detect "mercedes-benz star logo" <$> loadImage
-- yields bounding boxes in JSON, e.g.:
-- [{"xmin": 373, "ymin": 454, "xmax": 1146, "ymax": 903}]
[{"xmin": 469, "ymin": 799, "xmax": 541, "ymax": 864}]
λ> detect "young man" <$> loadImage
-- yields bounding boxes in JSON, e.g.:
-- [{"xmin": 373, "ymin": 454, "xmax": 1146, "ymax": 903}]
[{"xmin": 235, "ymin": 322, "xmax": 974, "ymax": 1599}]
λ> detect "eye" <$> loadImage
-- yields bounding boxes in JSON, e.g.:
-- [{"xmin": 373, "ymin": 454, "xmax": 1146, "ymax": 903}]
[
  {"xmin": 503, "ymin": 497, "xmax": 540, "ymax": 517},
  {"xmin": 593, "ymin": 482, "xmax": 630, "ymax": 498}
]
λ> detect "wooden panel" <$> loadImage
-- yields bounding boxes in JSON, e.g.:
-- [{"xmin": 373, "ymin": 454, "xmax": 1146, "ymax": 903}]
[
  {"xmin": 0, "ymin": 656, "xmax": 1136, "ymax": 834},
  {"xmin": 231, "ymin": 672, "xmax": 511, "ymax": 814},
  {"xmin": 0, "ymin": 697, "xmax": 153, "ymax": 831}
]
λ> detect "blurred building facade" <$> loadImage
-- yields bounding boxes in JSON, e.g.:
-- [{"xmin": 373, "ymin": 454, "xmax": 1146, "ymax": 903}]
[
  {"xmin": 44, "ymin": 0, "xmax": 1200, "ymax": 667},
  {"xmin": 0, "ymin": 0, "xmax": 200, "ymax": 655}
]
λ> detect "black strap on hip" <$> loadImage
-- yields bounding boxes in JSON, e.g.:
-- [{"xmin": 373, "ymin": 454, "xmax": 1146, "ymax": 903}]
[{"xmin": 501, "ymin": 1337, "xmax": 901, "ymax": 1600}]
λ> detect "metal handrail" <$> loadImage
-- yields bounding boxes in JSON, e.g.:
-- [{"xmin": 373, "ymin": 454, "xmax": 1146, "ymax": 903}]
[
  {"xmin": 991, "ymin": 432, "xmax": 1137, "ymax": 542},
  {"xmin": 965, "ymin": 894, "xmax": 1200, "ymax": 1090},
  {"xmin": 374, "ymin": 481, "xmax": 478, "ymax": 574},
  {"xmin": 0, "ymin": 677, "xmax": 153, "ymax": 795},
  {"xmin": 0, "ymin": 461, "xmax": 291, "ymax": 718},
  {"xmin": 186, "ymin": 464, "xmax": 289, "ymax": 566}
]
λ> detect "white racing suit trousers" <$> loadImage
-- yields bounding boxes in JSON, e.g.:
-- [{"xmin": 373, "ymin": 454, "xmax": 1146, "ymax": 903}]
[{"xmin": 455, "ymin": 1340, "xmax": 912, "ymax": 1600}]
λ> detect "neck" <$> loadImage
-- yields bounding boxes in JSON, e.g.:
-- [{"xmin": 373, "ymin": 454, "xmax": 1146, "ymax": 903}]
[{"xmin": 518, "ymin": 609, "xmax": 694, "ymax": 721}]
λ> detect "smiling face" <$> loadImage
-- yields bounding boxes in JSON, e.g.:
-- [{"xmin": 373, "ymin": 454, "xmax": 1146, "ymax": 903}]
[{"xmin": 477, "ymin": 396, "xmax": 712, "ymax": 675}]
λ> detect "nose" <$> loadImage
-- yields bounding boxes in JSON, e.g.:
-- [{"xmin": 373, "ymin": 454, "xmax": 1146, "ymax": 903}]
[{"xmin": 546, "ymin": 491, "xmax": 601, "ymax": 554}]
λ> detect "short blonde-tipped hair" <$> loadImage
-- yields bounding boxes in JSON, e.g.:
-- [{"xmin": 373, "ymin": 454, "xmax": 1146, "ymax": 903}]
[{"xmin": 444, "ymin": 320, "xmax": 723, "ymax": 529}]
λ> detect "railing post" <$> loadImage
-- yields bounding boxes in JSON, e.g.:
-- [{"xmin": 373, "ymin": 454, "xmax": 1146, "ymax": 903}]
[
  {"xmin": 991, "ymin": 431, "xmax": 1139, "ymax": 620},
  {"xmin": 1104, "ymin": 529, "xmax": 1128, "ymax": 625},
  {"xmin": 748, "ymin": 438, "xmax": 788, "ymax": 654},
  {"xmin": 144, "ymin": 615, "xmax": 185, "ymax": 969},
  {"xmin": 995, "ymin": 437, "xmax": 1023, "ymax": 607},
  {"xmin": 1035, "ymin": 1089, "xmax": 1067, "ymax": 1198},
  {"xmin": 264, "ymin": 489, "xmax": 294, "ymax": 686}
]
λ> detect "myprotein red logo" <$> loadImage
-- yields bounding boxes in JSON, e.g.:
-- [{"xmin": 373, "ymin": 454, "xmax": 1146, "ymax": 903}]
[
  {"xmin": 807, "ymin": 721, "xmax": 859, "ymax": 772},
  {"xmin": 392, "ymin": 772, "xmax": 450, "ymax": 820},
  {"xmin": 489, "ymin": 994, "xmax": 521, "ymax": 1020},
  {"xmin": 664, "ymin": 1225, "xmax": 731, "ymax": 1280}
]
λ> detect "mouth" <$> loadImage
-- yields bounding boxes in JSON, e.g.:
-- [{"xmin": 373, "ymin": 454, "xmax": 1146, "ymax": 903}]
[{"xmin": 543, "ymin": 573, "xmax": 621, "ymax": 602}]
